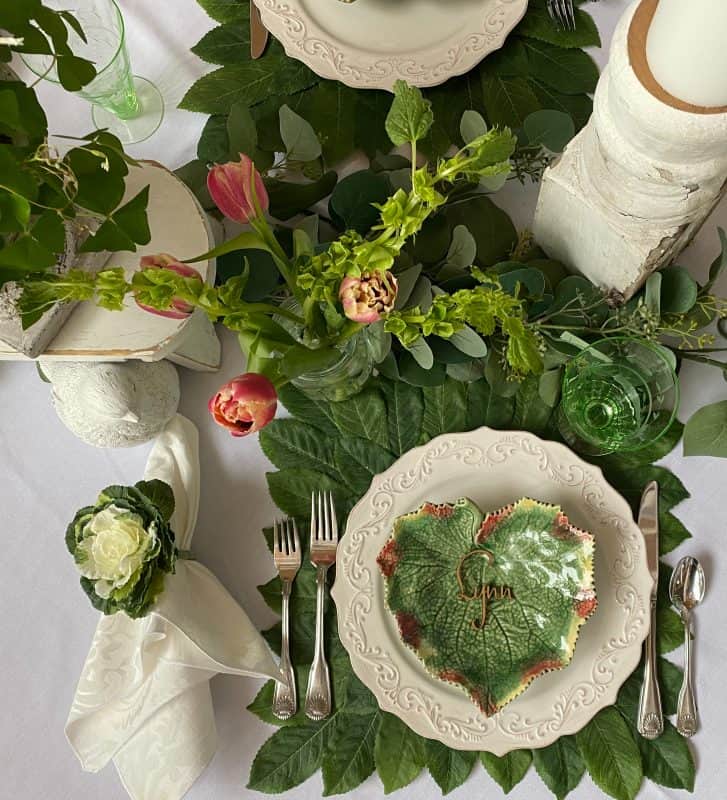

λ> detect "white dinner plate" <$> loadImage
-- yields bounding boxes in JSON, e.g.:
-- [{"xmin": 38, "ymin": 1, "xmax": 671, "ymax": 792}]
[
  {"xmin": 331, "ymin": 428, "xmax": 653, "ymax": 754},
  {"xmin": 255, "ymin": 0, "xmax": 529, "ymax": 90}
]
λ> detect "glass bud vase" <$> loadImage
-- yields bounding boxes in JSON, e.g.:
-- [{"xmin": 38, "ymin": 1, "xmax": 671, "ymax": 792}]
[{"xmin": 291, "ymin": 334, "xmax": 373, "ymax": 402}]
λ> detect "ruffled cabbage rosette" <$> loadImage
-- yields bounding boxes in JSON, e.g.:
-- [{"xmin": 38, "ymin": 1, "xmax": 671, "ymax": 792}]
[{"xmin": 66, "ymin": 480, "xmax": 180, "ymax": 619}]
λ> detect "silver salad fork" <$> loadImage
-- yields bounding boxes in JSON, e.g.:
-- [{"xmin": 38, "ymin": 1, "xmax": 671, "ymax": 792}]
[{"xmin": 272, "ymin": 517, "xmax": 301, "ymax": 720}]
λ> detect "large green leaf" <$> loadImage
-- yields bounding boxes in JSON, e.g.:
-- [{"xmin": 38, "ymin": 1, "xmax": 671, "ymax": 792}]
[
  {"xmin": 334, "ymin": 436, "xmax": 396, "ymax": 497},
  {"xmin": 421, "ymin": 378, "xmax": 467, "ymax": 440},
  {"xmin": 278, "ymin": 384, "xmax": 338, "ymax": 435},
  {"xmin": 532, "ymin": 735, "xmax": 585, "ymax": 800},
  {"xmin": 198, "ymin": 0, "xmax": 248, "ymax": 23},
  {"xmin": 515, "ymin": 2, "xmax": 601, "ymax": 49},
  {"xmin": 444, "ymin": 195, "xmax": 517, "ymax": 267},
  {"xmin": 180, "ymin": 57, "xmax": 317, "ymax": 114},
  {"xmin": 480, "ymin": 750, "xmax": 533, "ymax": 793},
  {"xmin": 425, "ymin": 740, "xmax": 476, "ymax": 795},
  {"xmin": 260, "ymin": 419, "xmax": 340, "ymax": 480},
  {"xmin": 380, "ymin": 379, "xmax": 424, "ymax": 455},
  {"xmin": 266, "ymin": 468, "xmax": 344, "ymax": 518},
  {"xmin": 329, "ymin": 170, "xmax": 392, "ymax": 234},
  {"xmin": 637, "ymin": 720, "xmax": 695, "ymax": 790},
  {"xmin": 465, "ymin": 378, "xmax": 516, "ymax": 430},
  {"xmin": 191, "ymin": 22, "xmax": 250, "ymax": 64},
  {"xmin": 576, "ymin": 707, "xmax": 643, "ymax": 800},
  {"xmin": 381, "ymin": 498, "xmax": 596, "ymax": 714},
  {"xmin": 321, "ymin": 711, "xmax": 381, "ymax": 795},
  {"xmin": 330, "ymin": 388, "xmax": 389, "ymax": 448},
  {"xmin": 480, "ymin": 74, "xmax": 540, "ymax": 128},
  {"xmin": 522, "ymin": 39, "xmax": 599, "ymax": 95},
  {"xmin": 374, "ymin": 712, "xmax": 427, "ymax": 793},
  {"xmin": 248, "ymin": 715, "xmax": 343, "ymax": 792}
]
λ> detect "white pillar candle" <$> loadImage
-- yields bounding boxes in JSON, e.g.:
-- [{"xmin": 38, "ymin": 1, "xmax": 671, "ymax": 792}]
[{"xmin": 646, "ymin": 0, "xmax": 727, "ymax": 108}]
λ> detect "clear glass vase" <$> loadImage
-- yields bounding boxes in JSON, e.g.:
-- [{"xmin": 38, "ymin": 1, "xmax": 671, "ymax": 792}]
[{"xmin": 292, "ymin": 334, "xmax": 373, "ymax": 402}]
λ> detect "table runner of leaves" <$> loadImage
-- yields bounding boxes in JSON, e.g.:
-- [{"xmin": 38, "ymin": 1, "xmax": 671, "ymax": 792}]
[
  {"xmin": 247, "ymin": 376, "xmax": 695, "ymax": 798},
  {"xmin": 180, "ymin": 0, "xmax": 600, "ymax": 191}
]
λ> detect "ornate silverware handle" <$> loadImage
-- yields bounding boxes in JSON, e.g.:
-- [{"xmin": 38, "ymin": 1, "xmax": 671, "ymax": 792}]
[
  {"xmin": 637, "ymin": 595, "xmax": 664, "ymax": 739},
  {"xmin": 305, "ymin": 564, "xmax": 332, "ymax": 720},
  {"xmin": 677, "ymin": 612, "xmax": 698, "ymax": 737},
  {"xmin": 273, "ymin": 580, "xmax": 297, "ymax": 720}
]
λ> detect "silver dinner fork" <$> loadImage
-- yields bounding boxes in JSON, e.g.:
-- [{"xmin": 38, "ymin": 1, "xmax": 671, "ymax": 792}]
[
  {"xmin": 547, "ymin": 0, "xmax": 576, "ymax": 30},
  {"xmin": 305, "ymin": 491, "xmax": 339, "ymax": 720},
  {"xmin": 272, "ymin": 517, "xmax": 301, "ymax": 720}
]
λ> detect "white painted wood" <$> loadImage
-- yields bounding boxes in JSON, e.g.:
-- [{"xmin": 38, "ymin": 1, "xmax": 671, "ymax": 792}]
[
  {"xmin": 0, "ymin": 161, "xmax": 220, "ymax": 365},
  {"xmin": 166, "ymin": 311, "xmax": 222, "ymax": 372},
  {"xmin": 533, "ymin": 0, "xmax": 727, "ymax": 298}
]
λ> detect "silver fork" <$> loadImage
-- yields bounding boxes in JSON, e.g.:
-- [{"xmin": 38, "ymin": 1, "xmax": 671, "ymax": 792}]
[
  {"xmin": 272, "ymin": 517, "xmax": 301, "ymax": 720},
  {"xmin": 305, "ymin": 491, "xmax": 338, "ymax": 721},
  {"xmin": 547, "ymin": 0, "xmax": 576, "ymax": 30}
]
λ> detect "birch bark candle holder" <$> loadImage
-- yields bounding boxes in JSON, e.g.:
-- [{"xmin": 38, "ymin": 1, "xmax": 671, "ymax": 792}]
[{"xmin": 533, "ymin": 0, "xmax": 727, "ymax": 299}]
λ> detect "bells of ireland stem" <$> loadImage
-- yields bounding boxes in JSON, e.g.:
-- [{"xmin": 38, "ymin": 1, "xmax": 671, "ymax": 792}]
[
  {"xmin": 135, "ymin": 253, "xmax": 202, "ymax": 319},
  {"xmin": 339, "ymin": 270, "xmax": 398, "ymax": 324},
  {"xmin": 207, "ymin": 154, "xmax": 269, "ymax": 224}
]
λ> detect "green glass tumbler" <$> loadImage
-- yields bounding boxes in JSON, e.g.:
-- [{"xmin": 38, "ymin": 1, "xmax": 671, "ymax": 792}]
[
  {"xmin": 22, "ymin": 0, "xmax": 163, "ymax": 144},
  {"xmin": 557, "ymin": 337, "xmax": 679, "ymax": 456}
]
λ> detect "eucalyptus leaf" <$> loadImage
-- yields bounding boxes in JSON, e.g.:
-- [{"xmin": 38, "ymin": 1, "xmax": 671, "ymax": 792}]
[
  {"xmin": 448, "ymin": 325, "xmax": 488, "ymax": 358},
  {"xmin": 523, "ymin": 109, "xmax": 574, "ymax": 152},
  {"xmin": 683, "ymin": 400, "xmax": 727, "ymax": 457},
  {"xmin": 406, "ymin": 336, "xmax": 434, "ymax": 369},
  {"xmin": 446, "ymin": 360, "xmax": 486, "ymax": 382},
  {"xmin": 659, "ymin": 266, "xmax": 698, "ymax": 314},
  {"xmin": 445, "ymin": 225, "xmax": 477, "ymax": 271},
  {"xmin": 266, "ymin": 171, "xmax": 337, "ymax": 221},
  {"xmin": 393, "ymin": 264, "xmax": 423, "ymax": 309},
  {"xmin": 399, "ymin": 351, "xmax": 447, "ymax": 387},
  {"xmin": 459, "ymin": 109, "xmax": 487, "ymax": 144},
  {"xmin": 329, "ymin": 170, "xmax": 391, "ymax": 234},
  {"xmin": 279, "ymin": 104, "xmax": 322, "ymax": 162}
]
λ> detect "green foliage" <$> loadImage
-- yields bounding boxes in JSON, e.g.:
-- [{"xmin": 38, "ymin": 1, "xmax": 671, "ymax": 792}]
[
  {"xmin": 251, "ymin": 374, "xmax": 695, "ymax": 797},
  {"xmin": 683, "ymin": 400, "xmax": 727, "ymax": 457},
  {"xmin": 181, "ymin": 0, "xmax": 598, "ymax": 176}
]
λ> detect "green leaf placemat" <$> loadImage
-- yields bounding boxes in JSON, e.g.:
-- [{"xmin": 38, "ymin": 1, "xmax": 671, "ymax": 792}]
[
  {"xmin": 182, "ymin": 0, "xmax": 599, "ymax": 168},
  {"xmin": 248, "ymin": 377, "xmax": 695, "ymax": 798}
]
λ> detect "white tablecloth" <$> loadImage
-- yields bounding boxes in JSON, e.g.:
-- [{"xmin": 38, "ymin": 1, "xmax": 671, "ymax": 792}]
[{"xmin": 3, "ymin": 1, "xmax": 726, "ymax": 798}]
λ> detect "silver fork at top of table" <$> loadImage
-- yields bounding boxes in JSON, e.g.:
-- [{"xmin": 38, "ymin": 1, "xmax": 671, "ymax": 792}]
[
  {"xmin": 305, "ymin": 491, "xmax": 339, "ymax": 721},
  {"xmin": 547, "ymin": 0, "xmax": 576, "ymax": 30},
  {"xmin": 272, "ymin": 517, "xmax": 301, "ymax": 720}
]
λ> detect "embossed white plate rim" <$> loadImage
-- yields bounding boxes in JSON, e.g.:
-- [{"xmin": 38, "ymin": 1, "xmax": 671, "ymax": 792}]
[
  {"xmin": 253, "ymin": 0, "xmax": 529, "ymax": 90},
  {"xmin": 331, "ymin": 427, "xmax": 653, "ymax": 753}
]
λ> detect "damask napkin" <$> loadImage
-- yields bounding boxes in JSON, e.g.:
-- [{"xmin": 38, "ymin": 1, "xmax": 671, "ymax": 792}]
[{"xmin": 65, "ymin": 414, "xmax": 280, "ymax": 800}]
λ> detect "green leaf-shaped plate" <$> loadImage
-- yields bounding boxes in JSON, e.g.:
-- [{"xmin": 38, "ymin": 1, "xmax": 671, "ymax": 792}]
[{"xmin": 377, "ymin": 497, "xmax": 597, "ymax": 715}]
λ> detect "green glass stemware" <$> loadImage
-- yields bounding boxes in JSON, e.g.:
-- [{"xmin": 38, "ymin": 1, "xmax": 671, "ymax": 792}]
[
  {"xmin": 557, "ymin": 337, "xmax": 679, "ymax": 456},
  {"xmin": 22, "ymin": 0, "xmax": 164, "ymax": 144}
]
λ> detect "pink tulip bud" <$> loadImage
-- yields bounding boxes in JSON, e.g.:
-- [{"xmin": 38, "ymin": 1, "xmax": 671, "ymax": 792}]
[
  {"xmin": 208, "ymin": 373, "xmax": 277, "ymax": 437},
  {"xmin": 339, "ymin": 270, "xmax": 398, "ymax": 324},
  {"xmin": 207, "ymin": 154, "xmax": 269, "ymax": 224},
  {"xmin": 135, "ymin": 254, "xmax": 202, "ymax": 319}
]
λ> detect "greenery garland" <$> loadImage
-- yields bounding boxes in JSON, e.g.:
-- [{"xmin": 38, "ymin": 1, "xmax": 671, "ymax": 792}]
[{"xmin": 247, "ymin": 376, "xmax": 694, "ymax": 798}]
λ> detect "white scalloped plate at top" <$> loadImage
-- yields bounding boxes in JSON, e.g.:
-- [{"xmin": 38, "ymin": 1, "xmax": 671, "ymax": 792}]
[
  {"xmin": 254, "ymin": 0, "xmax": 529, "ymax": 90},
  {"xmin": 331, "ymin": 428, "xmax": 653, "ymax": 754}
]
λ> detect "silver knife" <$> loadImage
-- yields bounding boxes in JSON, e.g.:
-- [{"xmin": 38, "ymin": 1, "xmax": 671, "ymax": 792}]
[
  {"xmin": 250, "ymin": 1, "xmax": 269, "ymax": 60},
  {"xmin": 637, "ymin": 480, "xmax": 664, "ymax": 739}
]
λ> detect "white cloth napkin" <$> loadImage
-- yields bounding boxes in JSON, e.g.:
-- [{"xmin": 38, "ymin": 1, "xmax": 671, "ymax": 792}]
[{"xmin": 65, "ymin": 415, "xmax": 280, "ymax": 800}]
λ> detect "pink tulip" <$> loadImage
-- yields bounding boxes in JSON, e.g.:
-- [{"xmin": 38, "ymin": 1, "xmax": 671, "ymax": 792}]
[
  {"xmin": 135, "ymin": 253, "xmax": 202, "ymax": 319},
  {"xmin": 208, "ymin": 373, "xmax": 277, "ymax": 437},
  {"xmin": 207, "ymin": 154, "xmax": 269, "ymax": 224},
  {"xmin": 339, "ymin": 271, "xmax": 398, "ymax": 324}
]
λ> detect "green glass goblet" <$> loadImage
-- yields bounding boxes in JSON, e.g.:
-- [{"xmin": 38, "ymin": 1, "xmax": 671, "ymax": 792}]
[
  {"xmin": 557, "ymin": 337, "xmax": 679, "ymax": 456},
  {"xmin": 22, "ymin": 0, "xmax": 164, "ymax": 145}
]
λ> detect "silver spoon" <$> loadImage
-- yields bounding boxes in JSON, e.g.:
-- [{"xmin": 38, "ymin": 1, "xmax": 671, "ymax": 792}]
[{"xmin": 669, "ymin": 556, "xmax": 706, "ymax": 737}]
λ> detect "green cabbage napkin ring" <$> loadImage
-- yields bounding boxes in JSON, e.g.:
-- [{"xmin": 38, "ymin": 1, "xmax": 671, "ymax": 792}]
[{"xmin": 377, "ymin": 497, "xmax": 597, "ymax": 715}]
